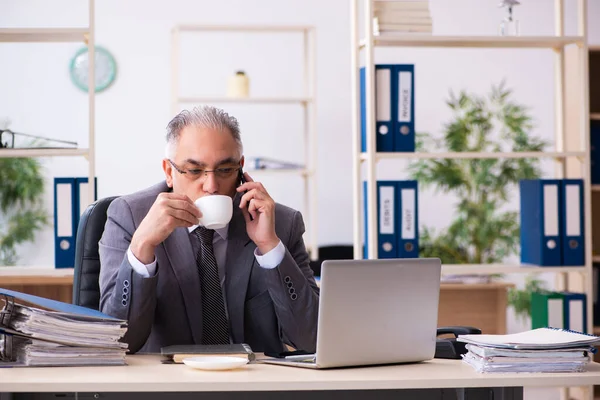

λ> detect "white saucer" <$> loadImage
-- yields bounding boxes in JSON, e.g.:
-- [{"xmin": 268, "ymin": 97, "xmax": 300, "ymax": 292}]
[{"xmin": 182, "ymin": 356, "xmax": 249, "ymax": 371}]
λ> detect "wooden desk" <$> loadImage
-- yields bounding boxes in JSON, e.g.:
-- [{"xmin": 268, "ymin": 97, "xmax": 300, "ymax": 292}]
[
  {"xmin": 1, "ymin": 355, "xmax": 599, "ymax": 393},
  {"xmin": 0, "ymin": 267, "xmax": 73, "ymax": 304}
]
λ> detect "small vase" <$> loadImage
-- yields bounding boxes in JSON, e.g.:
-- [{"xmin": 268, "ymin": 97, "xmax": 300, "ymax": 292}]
[{"xmin": 227, "ymin": 71, "xmax": 250, "ymax": 98}]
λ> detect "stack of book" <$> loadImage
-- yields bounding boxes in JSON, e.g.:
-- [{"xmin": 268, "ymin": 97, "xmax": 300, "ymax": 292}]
[
  {"xmin": 373, "ymin": 0, "xmax": 433, "ymax": 36},
  {"xmin": 458, "ymin": 328, "xmax": 600, "ymax": 373},
  {"xmin": 0, "ymin": 289, "xmax": 128, "ymax": 367}
]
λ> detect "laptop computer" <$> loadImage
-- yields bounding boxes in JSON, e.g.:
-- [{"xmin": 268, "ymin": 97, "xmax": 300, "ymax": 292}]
[{"xmin": 261, "ymin": 258, "xmax": 442, "ymax": 369}]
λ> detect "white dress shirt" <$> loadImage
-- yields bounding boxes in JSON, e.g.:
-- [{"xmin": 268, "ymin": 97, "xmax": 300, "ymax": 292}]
[{"xmin": 126, "ymin": 224, "xmax": 285, "ymax": 284}]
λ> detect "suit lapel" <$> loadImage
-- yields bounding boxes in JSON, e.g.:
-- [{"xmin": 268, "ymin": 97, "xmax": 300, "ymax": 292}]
[
  {"xmin": 225, "ymin": 195, "xmax": 255, "ymax": 343},
  {"xmin": 162, "ymin": 226, "xmax": 203, "ymax": 344}
]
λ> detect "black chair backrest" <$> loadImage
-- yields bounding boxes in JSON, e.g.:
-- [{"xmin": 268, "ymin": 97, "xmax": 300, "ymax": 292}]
[
  {"xmin": 72, "ymin": 196, "xmax": 118, "ymax": 310},
  {"xmin": 309, "ymin": 245, "xmax": 354, "ymax": 276}
]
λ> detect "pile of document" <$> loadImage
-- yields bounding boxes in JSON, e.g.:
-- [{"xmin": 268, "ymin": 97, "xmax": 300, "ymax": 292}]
[
  {"xmin": 458, "ymin": 328, "xmax": 600, "ymax": 373},
  {"xmin": 1, "ymin": 289, "xmax": 128, "ymax": 367},
  {"xmin": 373, "ymin": 0, "xmax": 433, "ymax": 36}
]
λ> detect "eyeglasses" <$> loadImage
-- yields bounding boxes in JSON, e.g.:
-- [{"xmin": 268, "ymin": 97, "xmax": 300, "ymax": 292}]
[{"xmin": 168, "ymin": 159, "xmax": 240, "ymax": 181}]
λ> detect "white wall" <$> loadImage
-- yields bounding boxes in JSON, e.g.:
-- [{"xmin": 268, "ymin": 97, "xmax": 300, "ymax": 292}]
[{"xmin": 1, "ymin": 0, "xmax": 599, "ymax": 334}]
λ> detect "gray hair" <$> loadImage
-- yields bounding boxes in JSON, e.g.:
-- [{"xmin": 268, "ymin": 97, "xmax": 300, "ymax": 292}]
[{"xmin": 165, "ymin": 105, "xmax": 243, "ymax": 159}]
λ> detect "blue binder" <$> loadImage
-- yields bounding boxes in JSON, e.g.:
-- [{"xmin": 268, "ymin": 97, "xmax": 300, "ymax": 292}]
[
  {"xmin": 591, "ymin": 121, "xmax": 600, "ymax": 184},
  {"xmin": 360, "ymin": 65, "xmax": 395, "ymax": 152},
  {"xmin": 54, "ymin": 178, "xmax": 77, "ymax": 269},
  {"xmin": 560, "ymin": 292, "xmax": 587, "ymax": 334},
  {"xmin": 519, "ymin": 179, "xmax": 563, "ymax": 266},
  {"xmin": 560, "ymin": 179, "xmax": 585, "ymax": 266},
  {"xmin": 362, "ymin": 181, "xmax": 398, "ymax": 258},
  {"xmin": 54, "ymin": 177, "xmax": 97, "ymax": 269},
  {"xmin": 396, "ymin": 180, "xmax": 419, "ymax": 258},
  {"xmin": 395, "ymin": 65, "xmax": 415, "ymax": 152},
  {"xmin": 594, "ymin": 263, "xmax": 600, "ymax": 326}
]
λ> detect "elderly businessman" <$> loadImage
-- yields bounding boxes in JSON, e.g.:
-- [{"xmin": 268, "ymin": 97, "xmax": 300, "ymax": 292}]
[{"xmin": 99, "ymin": 105, "xmax": 319, "ymax": 354}]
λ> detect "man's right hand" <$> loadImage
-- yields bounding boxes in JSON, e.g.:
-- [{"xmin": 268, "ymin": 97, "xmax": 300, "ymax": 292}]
[{"xmin": 130, "ymin": 193, "xmax": 201, "ymax": 264}]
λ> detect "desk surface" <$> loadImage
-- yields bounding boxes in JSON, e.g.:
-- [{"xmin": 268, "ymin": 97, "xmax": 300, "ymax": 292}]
[{"xmin": 2, "ymin": 355, "xmax": 600, "ymax": 393}]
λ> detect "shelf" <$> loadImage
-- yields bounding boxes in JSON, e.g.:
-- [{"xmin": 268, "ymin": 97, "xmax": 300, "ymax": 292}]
[
  {"xmin": 591, "ymin": 113, "xmax": 600, "ymax": 121},
  {"xmin": 441, "ymin": 264, "xmax": 586, "ymax": 275},
  {"xmin": 0, "ymin": 28, "xmax": 88, "ymax": 43},
  {"xmin": 0, "ymin": 267, "xmax": 73, "ymax": 285},
  {"xmin": 0, "ymin": 148, "xmax": 89, "ymax": 158},
  {"xmin": 360, "ymin": 151, "xmax": 586, "ymax": 161},
  {"xmin": 592, "ymin": 186, "xmax": 600, "ymax": 192},
  {"xmin": 593, "ymin": 256, "xmax": 600, "ymax": 263},
  {"xmin": 175, "ymin": 25, "xmax": 312, "ymax": 33},
  {"xmin": 177, "ymin": 97, "xmax": 312, "ymax": 105},
  {"xmin": 360, "ymin": 35, "xmax": 584, "ymax": 49},
  {"xmin": 594, "ymin": 326, "xmax": 600, "ymax": 336}
]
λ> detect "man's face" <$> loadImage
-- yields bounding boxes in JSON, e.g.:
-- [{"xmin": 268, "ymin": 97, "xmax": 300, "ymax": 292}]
[{"xmin": 163, "ymin": 125, "xmax": 243, "ymax": 202}]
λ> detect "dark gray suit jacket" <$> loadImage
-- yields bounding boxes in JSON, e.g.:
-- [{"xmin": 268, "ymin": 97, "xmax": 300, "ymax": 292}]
[{"xmin": 98, "ymin": 182, "xmax": 319, "ymax": 354}]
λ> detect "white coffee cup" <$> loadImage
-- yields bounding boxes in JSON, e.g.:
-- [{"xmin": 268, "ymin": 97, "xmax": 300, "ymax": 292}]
[{"xmin": 194, "ymin": 195, "xmax": 233, "ymax": 230}]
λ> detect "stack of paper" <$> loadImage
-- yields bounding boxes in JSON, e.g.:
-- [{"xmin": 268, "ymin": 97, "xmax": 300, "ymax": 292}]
[
  {"xmin": 6, "ymin": 305, "xmax": 128, "ymax": 367},
  {"xmin": 458, "ymin": 328, "xmax": 600, "ymax": 373},
  {"xmin": 0, "ymin": 288, "xmax": 128, "ymax": 367},
  {"xmin": 373, "ymin": 0, "xmax": 433, "ymax": 36}
]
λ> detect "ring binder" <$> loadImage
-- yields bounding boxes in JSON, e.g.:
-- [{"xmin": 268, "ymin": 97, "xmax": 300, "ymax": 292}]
[
  {"xmin": 546, "ymin": 327, "xmax": 598, "ymax": 338},
  {"xmin": 0, "ymin": 294, "xmax": 15, "ymax": 362},
  {"xmin": 0, "ymin": 289, "xmax": 128, "ymax": 366}
]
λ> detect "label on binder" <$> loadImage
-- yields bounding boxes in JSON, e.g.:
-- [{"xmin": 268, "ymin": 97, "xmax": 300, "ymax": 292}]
[
  {"xmin": 401, "ymin": 188, "xmax": 415, "ymax": 239},
  {"xmin": 56, "ymin": 183, "xmax": 73, "ymax": 237},
  {"xmin": 548, "ymin": 298, "xmax": 563, "ymax": 329},
  {"xmin": 376, "ymin": 69, "xmax": 391, "ymax": 123},
  {"xmin": 543, "ymin": 185, "xmax": 559, "ymax": 236},
  {"xmin": 565, "ymin": 184, "xmax": 581, "ymax": 236},
  {"xmin": 379, "ymin": 186, "xmax": 395, "ymax": 235},
  {"xmin": 569, "ymin": 299, "xmax": 584, "ymax": 333},
  {"xmin": 398, "ymin": 71, "xmax": 412, "ymax": 124}
]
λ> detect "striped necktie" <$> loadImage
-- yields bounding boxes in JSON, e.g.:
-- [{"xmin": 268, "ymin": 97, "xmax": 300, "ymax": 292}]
[{"xmin": 194, "ymin": 226, "xmax": 230, "ymax": 344}]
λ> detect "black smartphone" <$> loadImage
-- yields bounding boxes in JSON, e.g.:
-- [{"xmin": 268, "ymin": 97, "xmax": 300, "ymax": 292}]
[
  {"xmin": 238, "ymin": 168, "xmax": 246, "ymax": 186},
  {"xmin": 238, "ymin": 168, "xmax": 253, "ymax": 220}
]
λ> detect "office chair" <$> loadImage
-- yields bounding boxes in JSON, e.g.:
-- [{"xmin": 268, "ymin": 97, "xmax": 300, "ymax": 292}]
[
  {"xmin": 309, "ymin": 245, "xmax": 354, "ymax": 276},
  {"xmin": 72, "ymin": 196, "xmax": 118, "ymax": 310}
]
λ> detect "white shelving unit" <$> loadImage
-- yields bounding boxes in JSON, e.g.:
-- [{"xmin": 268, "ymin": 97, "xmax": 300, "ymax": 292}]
[
  {"xmin": 0, "ymin": 0, "xmax": 96, "ymax": 268},
  {"xmin": 170, "ymin": 24, "xmax": 318, "ymax": 260},
  {"xmin": 352, "ymin": 1, "xmax": 595, "ymax": 397}
]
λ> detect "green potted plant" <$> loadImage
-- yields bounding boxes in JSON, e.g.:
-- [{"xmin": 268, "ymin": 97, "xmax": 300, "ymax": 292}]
[
  {"xmin": 0, "ymin": 157, "xmax": 49, "ymax": 266},
  {"xmin": 408, "ymin": 81, "xmax": 545, "ymax": 319}
]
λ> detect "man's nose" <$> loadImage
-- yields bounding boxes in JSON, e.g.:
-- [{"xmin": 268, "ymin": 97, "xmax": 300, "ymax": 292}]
[{"xmin": 201, "ymin": 172, "xmax": 219, "ymax": 194}]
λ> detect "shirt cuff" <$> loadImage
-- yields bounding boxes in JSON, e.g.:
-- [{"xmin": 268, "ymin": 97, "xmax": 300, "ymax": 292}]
[
  {"xmin": 127, "ymin": 247, "xmax": 157, "ymax": 277},
  {"xmin": 254, "ymin": 240, "xmax": 285, "ymax": 269}
]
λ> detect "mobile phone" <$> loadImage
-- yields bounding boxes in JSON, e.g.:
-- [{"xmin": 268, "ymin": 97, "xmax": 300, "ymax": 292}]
[
  {"xmin": 238, "ymin": 168, "xmax": 253, "ymax": 221},
  {"xmin": 238, "ymin": 168, "xmax": 246, "ymax": 186}
]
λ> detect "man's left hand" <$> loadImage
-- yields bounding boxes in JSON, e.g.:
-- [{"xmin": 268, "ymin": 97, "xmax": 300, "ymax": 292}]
[{"xmin": 237, "ymin": 172, "xmax": 280, "ymax": 254}]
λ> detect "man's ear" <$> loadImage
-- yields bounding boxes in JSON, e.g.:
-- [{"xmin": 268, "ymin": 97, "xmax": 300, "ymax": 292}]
[{"xmin": 162, "ymin": 159, "xmax": 173, "ymax": 188}]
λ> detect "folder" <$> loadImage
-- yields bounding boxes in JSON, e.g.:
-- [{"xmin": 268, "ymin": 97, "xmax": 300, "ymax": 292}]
[
  {"xmin": 519, "ymin": 179, "xmax": 562, "ymax": 266},
  {"xmin": 397, "ymin": 180, "xmax": 419, "ymax": 258},
  {"xmin": 359, "ymin": 64, "xmax": 415, "ymax": 153},
  {"xmin": 531, "ymin": 291, "xmax": 564, "ymax": 330},
  {"xmin": 395, "ymin": 64, "xmax": 415, "ymax": 152},
  {"xmin": 54, "ymin": 178, "xmax": 77, "ymax": 269},
  {"xmin": 54, "ymin": 177, "xmax": 97, "ymax": 269},
  {"xmin": 560, "ymin": 179, "xmax": 585, "ymax": 266},
  {"xmin": 594, "ymin": 263, "xmax": 600, "ymax": 327},
  {"xmin": 360, "ymin": 65, "xmax": 395, "ymax": 152},
  {"xmin": 362, "ymin": 181, "xmax": 398, "ymax": 258},
  {"xmin": 560, "ymin": 292, "xmax": 587, "ymax": 334},
  {"xmin": 75, "ymin": 177, "xmax": 98, "ymax": 218},
  {"xmin": 591, "ymin": 121, "xmax": 600, "ymax": 184}
]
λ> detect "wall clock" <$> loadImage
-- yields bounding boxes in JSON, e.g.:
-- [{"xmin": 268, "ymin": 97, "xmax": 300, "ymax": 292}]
[{"xmin": 69, "ymin": 46, "xmax": 117, "ymax": 93}]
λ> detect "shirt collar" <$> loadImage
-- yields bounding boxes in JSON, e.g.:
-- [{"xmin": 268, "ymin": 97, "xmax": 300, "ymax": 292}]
[{"xmin": 187, "ymin": 224, "xmax": 229, "ymax": 240}]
